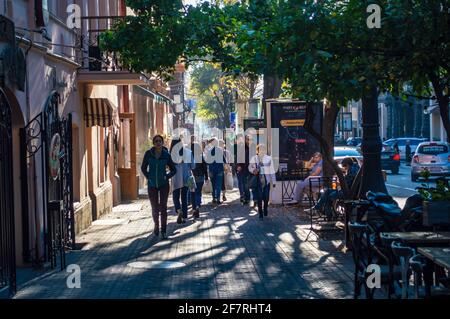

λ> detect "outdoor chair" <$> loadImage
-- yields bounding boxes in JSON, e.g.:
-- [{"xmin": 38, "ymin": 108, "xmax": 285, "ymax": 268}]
[
  {"xmin": 391, "ymin": 241, "xmax": 415, "ymax": 299},
  {"xmin": 348, "ymin": 222, "xmax": 400, "ymax": 299},
  {"xmin": 409, "ymin": 254, "xmax": 450, "ymax": 299},
  {"xmin": 305, "ymin": 176, "xmax": 340, "ymax": 241}
]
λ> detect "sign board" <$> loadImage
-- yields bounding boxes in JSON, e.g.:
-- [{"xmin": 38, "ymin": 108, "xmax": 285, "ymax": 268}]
[
  {"xmin": 229, "ymin": 112, "xmax": 236, "ymax": 124},
  {"xmin": 339, "ymin": 112, "xmax": 353, "ymax": 132},
  {"xmin": 243, "ymin": 118, "xmax": 266, "ymax": 132},
  {"xmin": 267, "ymin": 100, "xmax": 322, "ymax": 180},
  {"xmin": 49, "ymin": 133, "xmax": 61, "ymax": 180}
]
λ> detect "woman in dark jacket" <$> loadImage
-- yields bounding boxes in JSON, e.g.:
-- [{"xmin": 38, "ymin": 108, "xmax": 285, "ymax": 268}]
[
  {"xmin": 191, "ymin": 142, "xmax": 208, "ymax": 218},
  {"xmin": 141, "ymin": 135, "xmax": 177, "ymax": 239}
]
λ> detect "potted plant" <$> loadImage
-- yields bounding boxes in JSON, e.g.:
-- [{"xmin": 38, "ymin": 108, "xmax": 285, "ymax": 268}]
[{"xmin": 417, "ymin": 171, "xmax": 450, "ymax": 226}]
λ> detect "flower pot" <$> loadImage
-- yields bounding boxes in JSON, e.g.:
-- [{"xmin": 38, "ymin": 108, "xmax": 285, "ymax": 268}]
[{"xmin": 423, "ymin": 201, "xmax": 450, "ymax": 226}]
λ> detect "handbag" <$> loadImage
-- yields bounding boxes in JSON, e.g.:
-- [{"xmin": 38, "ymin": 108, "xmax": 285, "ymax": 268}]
[{"xmin": 186, "ymin": 173, "xmax": 197, "ymax": 192}]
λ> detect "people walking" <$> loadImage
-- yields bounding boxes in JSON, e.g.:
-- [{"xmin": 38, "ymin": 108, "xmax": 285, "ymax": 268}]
[
  {"xmin": 249, "ymin": 144, "xmax": 276, "ymax": 220},
  {"xmin": 205, "ymin": 138, "xmax": 227, "ymax": 205},
  {"xmin": 235, "ymin": 135, "xmax": 253, "ymax": 205},
  {"xmin": 170, "ymin": 138, "xmax": 195, "ymax": 224},
  {"xmin": 191, "ymin": 141, "xmax": 208, "ymax": 218},
  {"xmin": 220, "ymin": 139, "xmax": 232, "ymax": 202},
  {"xmin": 405, "ymin": 140, "xmax": 412, "ymax": 166},
  {"xmin": 141, "ymin": 135, "xmax": 177, "ymax": 239}
]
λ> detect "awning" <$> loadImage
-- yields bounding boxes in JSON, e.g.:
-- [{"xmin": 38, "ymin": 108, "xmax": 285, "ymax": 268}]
[{"xmin": 84, "ymin": 98, "xmax": 119, "ymax": 128}]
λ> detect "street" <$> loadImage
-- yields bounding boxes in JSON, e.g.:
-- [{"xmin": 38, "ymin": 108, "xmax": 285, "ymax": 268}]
[
  {"xmin": 11, "ymin": 163, "xmax": 422, "ymax": 299},
  {"xmin": 385, "ymin": 163, "xmax": 423, "ymax": 208}
]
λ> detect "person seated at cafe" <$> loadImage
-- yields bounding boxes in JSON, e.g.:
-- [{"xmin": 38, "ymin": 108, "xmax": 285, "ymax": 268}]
[
  {"xmin": 305, "ymin": 157, "xmax": 360, "ymax": 220},
  {"xmin": 295, "ymin": 152, "xmax": 323, "ymax": 204}
]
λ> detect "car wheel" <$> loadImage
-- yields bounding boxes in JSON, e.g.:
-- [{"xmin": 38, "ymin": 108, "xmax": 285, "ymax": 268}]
[
  {"xmin": 411, "ymin": 174, "xmax": 418, "ymax": 182},
  {"xmin": 391, "ymin": 167, "xmax": 399, "ymax": 175}
]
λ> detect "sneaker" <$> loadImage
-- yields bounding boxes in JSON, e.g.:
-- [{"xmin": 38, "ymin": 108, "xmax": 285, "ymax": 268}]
[
  {"xmin": 176, "ymin": 209, "xmax": 183, "ymax": 224},
  {"xmin": 222, "ymin": 195, "xmax": 227, "ymax": 202},
  {"xmin": 194, "ymin": 209, "xmax": 200, "ymax": 219}
]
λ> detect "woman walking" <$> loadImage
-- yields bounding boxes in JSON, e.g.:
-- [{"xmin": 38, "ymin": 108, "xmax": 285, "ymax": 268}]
[
  {"xmin": 191, "ymin": 141, "xmax": 208, "ymax": 218},
  {"xmin": 141, "ymin": 135, "xmax": 177, "ymax": 239},
  {"xmin": 170, "ymin": 138, "xmax": 195, "ymax": 224},
  {"xmin": 249, "ymin": 144, "xmax": 276, "ymax": 220}
]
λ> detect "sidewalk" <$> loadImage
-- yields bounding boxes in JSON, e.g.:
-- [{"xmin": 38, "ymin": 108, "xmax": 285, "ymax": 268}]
[{"xmin": 14, "ymin": 190, "xmax": 355, "ymax": 299}]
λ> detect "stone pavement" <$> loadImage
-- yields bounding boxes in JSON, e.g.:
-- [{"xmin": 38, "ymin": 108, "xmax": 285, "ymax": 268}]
[{"xmin": 14, "ymin": 190, "xmax": 355, "ymax": 299}]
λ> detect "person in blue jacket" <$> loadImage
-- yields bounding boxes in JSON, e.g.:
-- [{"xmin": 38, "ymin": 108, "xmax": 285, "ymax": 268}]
[{"xmin": 141, "ymin": 135, "xmax": 177, "ymax": 239}]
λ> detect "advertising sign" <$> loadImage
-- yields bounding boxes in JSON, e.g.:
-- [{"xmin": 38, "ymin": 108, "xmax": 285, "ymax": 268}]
[{"xmin": 268, "ymin": 101, "xmax": 322, "ymax": 180}]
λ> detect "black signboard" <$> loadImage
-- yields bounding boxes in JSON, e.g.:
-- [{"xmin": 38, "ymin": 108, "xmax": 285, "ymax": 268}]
[
  {"xmin": 243, "ymin": 118, "xmax": 266, "ymax": 132},
  {"xmin": 269, "ymin": 101, "xmax": 323, "ymax": 180}
]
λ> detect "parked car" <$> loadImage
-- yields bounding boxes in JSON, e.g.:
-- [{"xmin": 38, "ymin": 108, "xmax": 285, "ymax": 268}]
[
  {"xmin": 354, "ymin": 143, "xmax": 400, "ymax": 174},
  {"xmin": 346, "ymin": 137, "xmax": 362, "ymax": 147},
  {"xmin": 411, "ymin": 141, "xmax": 450, "ymax": 182},
  {"xmin": 384, "ymin": 137, "xmax": 428, "ymax": 161},
  {"xmin": 334, "ymin": 147, "xmax": 363, "ymax": 167},
  {"xmin": 381, "ymin": 143, "xmax": 401, "ymax": 174}
]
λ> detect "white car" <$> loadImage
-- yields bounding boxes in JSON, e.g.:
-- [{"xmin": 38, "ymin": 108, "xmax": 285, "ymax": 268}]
[
  {"xmin": 334, "ymin": 147, "xmax": 363, "ymax": 168},
  {"xmin": 411, "ymin": 141, "xmax": 450, "ymax": 182}
]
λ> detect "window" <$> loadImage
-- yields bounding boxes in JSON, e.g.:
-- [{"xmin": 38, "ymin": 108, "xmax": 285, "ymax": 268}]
[{"xmin": 418, "ymin": 145, "xmax": 448, "ymax": 155}]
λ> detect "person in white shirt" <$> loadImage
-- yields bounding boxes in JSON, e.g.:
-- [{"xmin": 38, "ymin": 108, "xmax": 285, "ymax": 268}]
[{"xmin": 248, "ymin": 144, "xmax": 276, "ymax": 220}]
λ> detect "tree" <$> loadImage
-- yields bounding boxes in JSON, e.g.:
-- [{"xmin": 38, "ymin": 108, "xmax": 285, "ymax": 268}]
[{"xmin": 382, "ymin": 0, "xmax": 450, "ymax": 142}]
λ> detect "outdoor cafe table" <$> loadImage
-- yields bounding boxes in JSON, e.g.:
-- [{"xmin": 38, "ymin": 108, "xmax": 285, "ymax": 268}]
[
  {"xmin": 417, "ymin": 247, "xmax": 450, "ymax": 297},
  {"xmin": 418, "ymin": 247, "xmax": 450, "ymax": 270},
  {"xmin": 379, "ymin": 232, "xmax": 450, "ymax": 247}
]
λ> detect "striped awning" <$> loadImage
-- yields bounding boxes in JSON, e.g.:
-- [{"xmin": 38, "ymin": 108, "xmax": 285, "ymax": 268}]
[{"xmin": 84, "ymin": 98, "xmax": 117, "ymax": 128}]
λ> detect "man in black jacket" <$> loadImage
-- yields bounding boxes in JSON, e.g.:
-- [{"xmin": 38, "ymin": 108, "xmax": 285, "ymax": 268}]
[{"xmin": 191, "ymin": 141, "xmax": 208, "ymax": 217}]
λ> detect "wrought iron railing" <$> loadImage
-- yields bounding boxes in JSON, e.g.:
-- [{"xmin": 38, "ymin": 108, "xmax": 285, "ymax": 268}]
[{"xmin": 78, "ymin": 16, "xmax": 125, "ymax": 72}]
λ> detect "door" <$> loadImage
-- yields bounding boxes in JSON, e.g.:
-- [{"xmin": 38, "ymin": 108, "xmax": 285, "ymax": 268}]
[
  {"xmin": 118, "ymin": 113, "xmax": 138, "ymax": 200},
  {"xmin": 0, "ymin": 88, "xmax": 16, "ymax": 296}
]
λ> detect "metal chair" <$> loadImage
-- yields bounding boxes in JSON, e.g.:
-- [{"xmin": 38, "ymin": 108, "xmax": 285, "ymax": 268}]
[
  {"xmin": 391, "ymin": 241, "xmax": 415, "ymax": 299},
  {"xmin": 348, "ymin": 222, "xmax": 374, "ymax": 299},
  {"xmin": 409, "ymin": 254, "xmax": 450, "ymax": 299}
]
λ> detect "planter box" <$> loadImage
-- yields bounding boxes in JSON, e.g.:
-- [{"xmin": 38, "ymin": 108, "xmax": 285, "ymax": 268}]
[{"xmin": 423, "ymin": 201, "xmax": 450, "ymax": 226}]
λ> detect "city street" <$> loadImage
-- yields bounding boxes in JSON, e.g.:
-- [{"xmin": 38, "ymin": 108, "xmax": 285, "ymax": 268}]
[{"xmin": 11, "ymin": 163, "xmax": 422, "ymax": 300}]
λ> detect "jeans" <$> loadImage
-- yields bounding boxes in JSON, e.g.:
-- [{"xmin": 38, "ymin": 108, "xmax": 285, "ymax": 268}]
[
  {"xmin": 148, "ymin": 184, "xmax": 170, "ymax": 234},
  {"xmin": 315, "ymin": 189, "xmax": 342, "ymax": 219},
  {"xmin": 173, "ymin": 187, "xmax": 189, "ymax": 218},
  {"xmin": 237, "ymin": 171, "xmax": 250, "ymax": 202},
  {"xmin": 210, "ymin": 171, "xmax": 224, "ymax": 201},
  {"xmin": 253, "ymin": 182, "xmax": 270, "ymax": 217},
  {"xmin": 296, "ymin": 177, "xmax": 321, "ymax": 202},
  {"xmin": 191, "ymin": 181, "xmax": 204, "ymax": 210}
]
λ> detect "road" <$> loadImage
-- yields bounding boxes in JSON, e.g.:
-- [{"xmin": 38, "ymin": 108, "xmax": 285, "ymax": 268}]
[{"xmin": 385, "ymin": 162, "xmax": 423, "ymax": 208}]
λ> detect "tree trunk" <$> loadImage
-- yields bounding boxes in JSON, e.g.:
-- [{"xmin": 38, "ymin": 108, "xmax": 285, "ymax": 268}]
[
  {"xmin": 322, "ymin": 101, "xmax": 340, "ymax": 178},
  {"xmin": 429, "ymin": 73, "xmax": 450, "ymax": 143},
  {"xmin": 358, "ymin": 85, "xmax": 388, "ymax": 198},
  {"xmin": 262, "ymin": 73, "xmax": 283, "ymax": 118}
]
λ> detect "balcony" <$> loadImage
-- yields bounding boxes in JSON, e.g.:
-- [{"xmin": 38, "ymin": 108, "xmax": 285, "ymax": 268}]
[{"xmin": 77, "ymin": 16, "xmax": 150, "ymax": 85}]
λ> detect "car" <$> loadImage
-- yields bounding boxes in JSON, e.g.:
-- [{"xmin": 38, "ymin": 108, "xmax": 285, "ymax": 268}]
[
  {"xmin": 381, "ymin": 143, "xmax": 401, "ymax": 174},
  {"xmin": 384, "ymin": 137, "xmax": 428, "ymax": 161},
  {"xmin": 410, "ymin": 141, "xmax": 450, "ymax": 182},
  {"xmin": 353, "ymin": 143, "xmax": 400, "ymax": 174},
  {"xmin": 346, "ymin": 137, "xmax": 362, "ymax": 147},
  {"xmin": 334, "ymin": 147, "xmax": 363, "ymax": 167}
]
